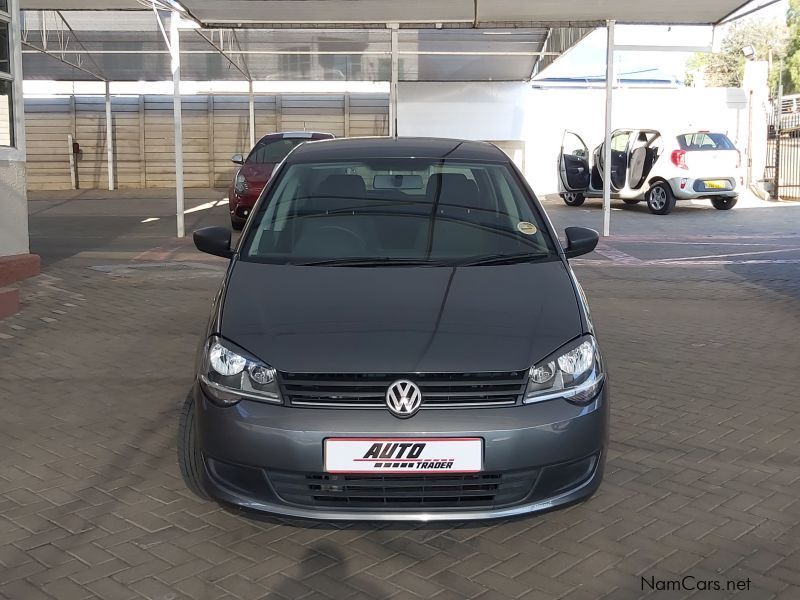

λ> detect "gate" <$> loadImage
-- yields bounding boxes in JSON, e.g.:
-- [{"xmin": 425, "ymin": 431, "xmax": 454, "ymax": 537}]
[{"xmin": 766, "ymin": 95, "xmax": 800, "ymax": 199}]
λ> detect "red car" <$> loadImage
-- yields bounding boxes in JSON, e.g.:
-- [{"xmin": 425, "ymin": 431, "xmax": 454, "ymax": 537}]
[{"xmin": 228, "ymin": 131, "xmax": 335, "ymax": 229}]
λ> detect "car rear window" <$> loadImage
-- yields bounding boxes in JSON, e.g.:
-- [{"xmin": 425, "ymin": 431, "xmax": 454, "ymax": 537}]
[
  {"xmin": 677, "ymin": 133, "xmax": 735, "ymax": 151},
  {"xmin": 247, "ymin": 138, "xmax": 308, "ymax": 164},
  {"xmin": 241, "ymin": 158, "xmax": 556, "ymax": 265}
]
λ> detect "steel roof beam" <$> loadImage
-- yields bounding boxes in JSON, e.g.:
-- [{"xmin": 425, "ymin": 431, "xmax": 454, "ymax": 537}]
[
  {"xmin": 21, "ymin": 40, "xmax": 106, "ymax": 80},
  {"xmin": 194, "ymin": 29, "xmax": 251, "ymax": 80},
  {"xmin": 21, "ymin": 9, "xmax": 107, "ymax": 80}
]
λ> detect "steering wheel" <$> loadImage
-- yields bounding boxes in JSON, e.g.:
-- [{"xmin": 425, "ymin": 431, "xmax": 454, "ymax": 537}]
[{"xmin": 313, "ymin": 225, "xmax": 366, "ymax": 251}]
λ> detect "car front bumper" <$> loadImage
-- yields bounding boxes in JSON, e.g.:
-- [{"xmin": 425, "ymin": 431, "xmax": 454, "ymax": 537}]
[{"xmin": 192, "ymin": 382, "xmax": 609, "ymax": 521}]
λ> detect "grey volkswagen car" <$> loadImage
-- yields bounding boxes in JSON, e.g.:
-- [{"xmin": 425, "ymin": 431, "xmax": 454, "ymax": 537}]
[{"xmin": 181, "ymin": 137, "xmax": 609, "ymax": 521}]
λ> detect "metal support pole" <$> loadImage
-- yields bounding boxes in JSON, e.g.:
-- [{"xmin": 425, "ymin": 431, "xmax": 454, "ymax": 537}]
[
  {"xmin": 389, "ymin": 24, "xmax": 399, "ymax": 137},
  {"xmin": 773, "ymin": 58, "xmax": 784, "ymax": 200},
  {"xmin": 170, "ymin": 14, "xmax": 185, "ymax": 238},
  {"xmin": 747, "ymin": 90, "xmax": 753, "ymax": 186},
  {"xmin": 67, "ymin": 134, "xmax": 77, "ymax": 190},
  {"xmin": 248, "ymin": 79, "xmax": 255, "ymax": 149},
  {"xmin": 602, "ymin": 20, "xmax": 615, "ymax": 237},
  {"xmin": 105, "ymin": 81, "xmax": 114, "ymax": 191}
]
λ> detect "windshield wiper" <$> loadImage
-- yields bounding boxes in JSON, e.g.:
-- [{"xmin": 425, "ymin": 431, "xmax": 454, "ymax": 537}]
[
  {"xmin": 455, "ymin": 252, "xmax": 551, "ymax": 266},
  {"xmin": 297, "ymin": 257, "xmax": 442, "ymax": 267}
]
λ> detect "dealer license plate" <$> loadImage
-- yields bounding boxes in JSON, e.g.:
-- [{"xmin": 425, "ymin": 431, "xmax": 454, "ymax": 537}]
[
  {"xmin": 705, "ymin": 180, "xmax": 728, "ymax": 189},
  {"xmin": 324, "ymin": 438, "xmax": 483, "ymax": 473}
]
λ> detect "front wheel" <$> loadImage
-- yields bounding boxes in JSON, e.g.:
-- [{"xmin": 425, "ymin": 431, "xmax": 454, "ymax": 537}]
[
  {"xmin": 561, "ymin": 192, "xmax": 586, "ymax": 207},
  {"xmin": 711, "ymin": 197, "xmax": 738, "ymax": 210},
  {"xmin": 646, "ymin": 183, "xmax": 676, "ymax": 215},
  {"xmin": 231, "ymin": 219, "xmax": 245, "ymax": 231},
  {"xmin": 178, "ymin": 393, "xmax": 211, "ymax": 500}
]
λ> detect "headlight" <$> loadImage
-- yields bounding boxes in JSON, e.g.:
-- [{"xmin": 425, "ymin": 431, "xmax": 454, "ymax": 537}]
[
  {"xmin": 200, "ymin": 336, "xmax": 281, "ymax": 406},
  {"xmin": 524, "ymin": 335, "xmax": 604, "ymax": 405},
  {"xmin": 234, "ymin": 172, "xmax": 248, "ymax": 194}
]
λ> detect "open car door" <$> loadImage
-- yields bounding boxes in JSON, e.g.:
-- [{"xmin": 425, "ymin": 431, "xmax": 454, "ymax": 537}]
[
  {"xmin": 596, "ymin": 129, "xmax": 632, "ymax": 192},
  {"xmin": 559, "ymin": 131, "xmax": 590, "ymax": 192}
]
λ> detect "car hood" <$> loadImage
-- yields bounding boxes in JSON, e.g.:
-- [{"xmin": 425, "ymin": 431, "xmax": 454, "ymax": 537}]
[
  {"xmin": 220, "ymin": 260, "xmax": 583, "ymax": 373},
  {"xmin": 239, "ymin": 163, "xmax": 275, "ymax": 186}
]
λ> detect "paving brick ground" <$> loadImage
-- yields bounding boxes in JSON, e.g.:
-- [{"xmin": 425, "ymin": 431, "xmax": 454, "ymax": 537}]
[{"xmin": 1, "ymin": 189, "xmax": 799, "ymax": 599}]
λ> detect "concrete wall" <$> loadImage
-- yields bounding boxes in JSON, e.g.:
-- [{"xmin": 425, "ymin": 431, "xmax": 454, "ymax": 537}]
[
  {"xmin": 24, "ymin": 92, "xmax": 390, "ymax": 191},
  {"xmin": 398, "ymin": 82, "xmax": 749, "ymax": 197},
  {"xmin": 0, "ymin": 0, "xmax": 29, "ymax": 258},
  {"xmin": 0, "ymin": 159, "xmax": 28, "ymax": 257}
]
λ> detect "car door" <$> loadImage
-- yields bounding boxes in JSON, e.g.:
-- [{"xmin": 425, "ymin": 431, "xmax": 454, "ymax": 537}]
[
  {"xmin": 596, "ymin": 129, "xmax": 632, "ymax": 192},
  {"xmin": 559, "ymin": 131, "xmax": 591, "ymax": 192}
]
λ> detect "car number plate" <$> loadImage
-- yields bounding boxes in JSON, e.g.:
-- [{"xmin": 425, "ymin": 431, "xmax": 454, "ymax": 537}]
[
  {"xmin": 705, "ymin": 180, "xmax": 728, "ymax": 189},
  {"xmin": 324, "ymin": 438, "xmax": 482, "ymax": 473}
]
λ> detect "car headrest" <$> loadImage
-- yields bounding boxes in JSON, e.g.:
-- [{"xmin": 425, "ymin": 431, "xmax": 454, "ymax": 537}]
[
  {"xmin": 313, "ymin": 174, "xmax": 366, "ymax": 199},
  {"xmin": 426, "ymin": 173, "xmax": 481, "ymax": 209},
  {"xmin": 299, "ymin": 174, "xmax": 368, "ymax": 214}
]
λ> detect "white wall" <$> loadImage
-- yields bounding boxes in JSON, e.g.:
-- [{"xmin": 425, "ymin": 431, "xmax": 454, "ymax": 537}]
[
  {"xmin": 398, "ymin": 82, "xmax": 529, "ymax": 141},
  {"xmin": 397, "ymin": 82, "xmax": 749, "ymax": 197}
]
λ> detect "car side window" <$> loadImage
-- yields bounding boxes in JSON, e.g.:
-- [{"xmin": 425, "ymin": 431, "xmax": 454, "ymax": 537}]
[{"xmin": 611, "ymin": 131, "xmax": 631, "ymax": 152}]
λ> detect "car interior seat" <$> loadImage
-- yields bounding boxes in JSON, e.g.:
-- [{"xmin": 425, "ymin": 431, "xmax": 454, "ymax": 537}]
[
  {"xmin": 292, "ymin": 174, "xmax": 379, "ymax": 256},
  {"xmin": 628, "ymin": 146, "xmax": 647, "ymax": 189},
  {"xmin": 420, "ymin": 173, "xmax": 498, "ymax": 256}
]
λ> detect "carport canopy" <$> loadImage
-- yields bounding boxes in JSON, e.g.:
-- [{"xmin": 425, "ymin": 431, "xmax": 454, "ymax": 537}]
[
  {"xmin": 15, "ymin": 0, "xmax": 764, "ymax": 237},
  {"xmin": 18, "ymin": 0, "xmax": 757, "ymax": 82}
]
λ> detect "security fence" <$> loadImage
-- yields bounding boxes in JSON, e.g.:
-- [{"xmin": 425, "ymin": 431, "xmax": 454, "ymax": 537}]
[
  {"xmin": 766, "ymin": 98, "xmax": 800, "ymax": 199},
  {"xmin": 24, "ymin": 93, "xmax": 389, "ymax": 191}
]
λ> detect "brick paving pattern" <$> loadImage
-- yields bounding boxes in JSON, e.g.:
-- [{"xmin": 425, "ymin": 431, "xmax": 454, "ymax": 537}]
[{"xmin": 1, "ymin": 191, "xmax": 799, "ymax": 599}]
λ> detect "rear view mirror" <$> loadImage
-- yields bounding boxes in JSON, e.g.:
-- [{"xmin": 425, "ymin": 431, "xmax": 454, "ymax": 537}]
[
  {"xmin": 564, "ymin": 227, "xmax": 599, "ymax": 259},
  {"xmin": 231, "ymin": 153, "xmax": 244, "ymax": 165},
  {"xmin": 373, "ymin": 174, "xmax": 424, "ymax": 190},
  {"xmin": 194, "ymin": 226, "xmax": 233, "ymax": 259}
]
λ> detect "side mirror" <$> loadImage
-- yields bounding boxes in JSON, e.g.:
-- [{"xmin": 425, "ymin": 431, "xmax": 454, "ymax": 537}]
[
  {"xmin": 564, "ymin": 226, "xmax": 599, "ymax": 259},
  {"xmin": 231, "ymin": 153, "xmax": 244, "ymax": 165},
  {"xmin": 193, "ymin": 226, "xmax": 233, "ymax": 259}
]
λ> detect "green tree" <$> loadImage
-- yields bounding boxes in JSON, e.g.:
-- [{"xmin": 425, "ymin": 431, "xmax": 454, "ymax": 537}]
[
  {"xmin": 785, "ymin": 0, "xmax": 800, "ymax": 93},
  {"xmin": 686, "ymin": 19, "xmax": 787, "ymax": 89}
]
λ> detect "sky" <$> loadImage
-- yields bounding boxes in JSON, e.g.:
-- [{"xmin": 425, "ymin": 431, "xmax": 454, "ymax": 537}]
[{"xmin": 537, "ymin": 0, "xmax": 789, "ymax": 84}]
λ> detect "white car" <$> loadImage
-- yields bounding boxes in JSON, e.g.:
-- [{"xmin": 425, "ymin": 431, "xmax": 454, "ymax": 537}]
[{"xmin": 558, "ymin": 129, "xmax": 741, "ymax": 215}]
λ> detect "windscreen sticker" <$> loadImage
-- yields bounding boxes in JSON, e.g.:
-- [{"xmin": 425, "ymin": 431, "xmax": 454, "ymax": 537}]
[{"xmin": 517, "ymin": 221, "xmax": 537, "ymax": 235}]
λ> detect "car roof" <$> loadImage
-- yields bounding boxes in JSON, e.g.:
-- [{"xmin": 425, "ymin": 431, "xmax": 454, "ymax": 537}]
[
  {"xmin": 286, "ymin": 137, "xmax": 510, "ymax": 162},
  {"xmin": 258, "ymin": 131, "xmax": 334, "ymax": 141}
]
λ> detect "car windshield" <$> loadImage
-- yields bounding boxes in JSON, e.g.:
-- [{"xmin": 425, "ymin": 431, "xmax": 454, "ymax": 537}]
[
  {"xmin": 240, "ymin": 158, "xmax": 555, "ymax": 265},
  {"xmin": 247, "ymin": 138, "xmax": 309, "ymax": 164},
  {"xmin": 677, "ymin": 132, "xmax": 735, "ymax": 151}
]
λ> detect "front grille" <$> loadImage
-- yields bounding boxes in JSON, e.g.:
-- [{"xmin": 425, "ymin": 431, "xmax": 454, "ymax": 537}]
[
  {"xmin": 279, "ymin": 371, "xmax": 528, "ymax": 408},
  {"xmin": 269, "ymin": 470, "xmax": 538, "ymax": 509}
]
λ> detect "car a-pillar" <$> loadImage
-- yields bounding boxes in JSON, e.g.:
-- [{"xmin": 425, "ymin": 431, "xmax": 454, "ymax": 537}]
[{"xmin": 0, "ymin": 0, "xmax": 40, "ymax": 320}]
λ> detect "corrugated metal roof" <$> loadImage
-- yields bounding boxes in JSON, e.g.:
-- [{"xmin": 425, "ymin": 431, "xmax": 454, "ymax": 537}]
[
  {"xmin": 20, "ymin": 0, "xmax": 753, "ymax": 26},
  {"xmin": 16, "ymin": 0, "xmax": 753, "ymax": 82}
]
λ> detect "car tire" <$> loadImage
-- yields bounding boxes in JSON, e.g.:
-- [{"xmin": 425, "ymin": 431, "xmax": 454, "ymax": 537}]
[
  {"xmin": 231, "ymin": 219, "xmax": 244, "ymax": 231},
  {"xmin": 178, "ymin": 392, "xmax": 211, "ymax": 500},
  {"xmin": 622, "ymin": 199, "xmax": 641, "ymax": 205},
  {"xmin": 561, "ymin": 192, "xmax": 586, "ymax": 207},
  {"xmin": 711, "ymin": 196, "xmax": 738, "ymax": 210},
  {"xmin": 646, "ymin": 183, "xmax": 676, "ymax": 215}
]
